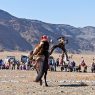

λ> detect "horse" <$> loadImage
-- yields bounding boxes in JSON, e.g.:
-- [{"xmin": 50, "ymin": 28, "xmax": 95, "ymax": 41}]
[{"xmin": 29, "ymin": 40, "xmax": 49, "ymax": 86}]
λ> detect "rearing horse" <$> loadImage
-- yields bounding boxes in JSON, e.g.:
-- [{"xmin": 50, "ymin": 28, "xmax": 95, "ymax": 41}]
[{"xmin": 29, "ymin": 35, "xmax": 49, "ymax": 86}]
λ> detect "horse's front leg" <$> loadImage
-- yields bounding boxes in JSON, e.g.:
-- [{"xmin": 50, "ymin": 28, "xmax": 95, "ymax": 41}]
[{"xmin": 44, "ymin": 71, "xmax": 48, "ymax": 86}]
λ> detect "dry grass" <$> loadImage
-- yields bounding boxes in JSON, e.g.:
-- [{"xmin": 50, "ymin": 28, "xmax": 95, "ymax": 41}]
[
  {"xmin": 0, "ymin": 51, "xmax": 29, "ymax": 60},
  {"xmin": 0, "ymin": 51, "xmax": 95, "ymax": 66}
]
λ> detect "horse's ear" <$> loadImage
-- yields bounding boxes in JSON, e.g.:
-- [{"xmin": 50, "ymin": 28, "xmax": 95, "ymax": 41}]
[
  {"xmin": 57, "ymin": 37, "xmax": 61, "ymax": 40},
  {"xmin": 30, "ymin": 50, "xmax": 33, "ymax": 55}
]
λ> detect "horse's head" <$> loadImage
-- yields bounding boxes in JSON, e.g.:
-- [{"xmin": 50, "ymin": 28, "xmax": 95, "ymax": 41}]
[
  {"xmin": 30, "ymin": 50, "xmax": 33, "ymax": 55},
  {"xmin": 29, "ymin": 50, "xmax": 34, "ymax": 61}
]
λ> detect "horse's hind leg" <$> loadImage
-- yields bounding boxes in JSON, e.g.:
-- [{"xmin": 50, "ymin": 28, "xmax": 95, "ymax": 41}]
[
  {"xmin": 35, "ymin": 68, "xmax": 43, "ymax": 85},
  {"xmin": 44, "ymin": 71, "xmax": 48, "ymax": 86},
  {"xmin": 40, "ymin": 79, "xmax": 42, "ymax": 86}
]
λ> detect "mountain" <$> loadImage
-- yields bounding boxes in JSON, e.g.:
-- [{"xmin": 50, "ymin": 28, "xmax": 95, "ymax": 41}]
[{"xmin": 0, "ymin": 9, "xmax": 95, "ymax": 53}]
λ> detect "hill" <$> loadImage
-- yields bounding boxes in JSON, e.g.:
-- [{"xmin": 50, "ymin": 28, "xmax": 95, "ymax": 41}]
[{"xmin": 0, "ymin": 9, "xmax": 95, "ymax": 53}]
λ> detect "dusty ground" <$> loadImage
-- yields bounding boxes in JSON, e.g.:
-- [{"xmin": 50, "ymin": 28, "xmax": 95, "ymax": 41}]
[
  {"xmin": 0, "ymin": 70, "xmax": 95, "ymax": 95},
  {"xmin": 0, "ymin": 51, "xmax": 95, "ymax": 95}
]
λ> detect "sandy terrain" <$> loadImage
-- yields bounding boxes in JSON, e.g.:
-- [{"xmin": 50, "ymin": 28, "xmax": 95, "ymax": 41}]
[
  {"xmin": 0, "ymin": 70, "xmax": 95, "ymax": 95},
  {"xmin": 0, "ymin": 51, "xmax": 29, "ymax": 60},
  {"xmin": 0, "ymin": 51, "xmax": 95, "ymax": 95}
]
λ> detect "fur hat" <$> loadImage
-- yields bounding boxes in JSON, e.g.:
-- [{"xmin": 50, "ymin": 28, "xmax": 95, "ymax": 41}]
[{"xmin": 41, "ymin": 35, "xmax": 48, "ymax": 41}]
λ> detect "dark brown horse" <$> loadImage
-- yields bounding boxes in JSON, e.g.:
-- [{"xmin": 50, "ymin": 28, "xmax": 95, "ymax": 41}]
[{"xmin": 29, "ymin": 39, "xmax": 49, "ymax": 86}]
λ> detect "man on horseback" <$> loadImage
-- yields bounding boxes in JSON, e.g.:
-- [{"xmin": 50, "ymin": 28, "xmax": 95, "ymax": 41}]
[
  {"xmin": 50, "ymin": 36, "xmax": 69, "ymax": 62},
  {"xmin": 29, "ymin": 35, "xmax": 49, "ymax": 86}
]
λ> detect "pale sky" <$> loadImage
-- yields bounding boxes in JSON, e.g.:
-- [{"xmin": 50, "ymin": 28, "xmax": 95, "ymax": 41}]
[{"xmin": 0, "ymin": 0, "xmax": 95, "ymax": 27}]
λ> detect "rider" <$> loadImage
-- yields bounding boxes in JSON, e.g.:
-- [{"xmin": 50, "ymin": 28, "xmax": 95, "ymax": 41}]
[
  {"xmin": 31, "ymin": 35, "xmax": 49, "ymax": 84},
  {"xmin": 50, "ymin": 36, "xmax": 68, "ymax": 61}
]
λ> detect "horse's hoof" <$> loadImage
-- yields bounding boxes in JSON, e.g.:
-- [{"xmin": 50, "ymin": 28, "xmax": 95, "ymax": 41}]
[
  {"xmin": 45, "ymin": 84, "xmax": 48, "ymax": 87},
  {"xmin": 40, "ymin": 80, "xmax": 42, "ymax": 86},
  {"xmin": 33, "ymin": 80, "xmax": 39, "ymax": 83},
  {"xmin": 33, "ymin": 80, "xmax": 36, "ymax": 82}
]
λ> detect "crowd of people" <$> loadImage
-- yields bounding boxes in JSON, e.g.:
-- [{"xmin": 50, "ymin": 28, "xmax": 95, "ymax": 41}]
[
  {"xmin": 0, "ymin": 54, "xmax": 95, "ymax": 73},
  {"xmin": 48, "ymin": 55, "xmax": 95, "ymax": 73}
]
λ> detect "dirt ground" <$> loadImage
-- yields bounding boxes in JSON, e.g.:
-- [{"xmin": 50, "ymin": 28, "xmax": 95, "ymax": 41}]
[
  {"xmin": 0, "ymin": 51, "xmax": 95, "ymax": 95},
  {"xmin": 0, "ymin": 70, "xmax": 95, "ymax": 95}
]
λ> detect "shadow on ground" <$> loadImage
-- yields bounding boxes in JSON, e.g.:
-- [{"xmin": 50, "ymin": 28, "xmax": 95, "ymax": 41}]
[{"xmin": 58, "ymin": 83, "xmax": 88, "ymax": 87}]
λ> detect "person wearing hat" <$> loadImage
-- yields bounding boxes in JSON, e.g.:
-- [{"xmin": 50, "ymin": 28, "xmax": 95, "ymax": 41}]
[{"xmin": 30, "ymin": 35, "xmax": 49, "ymax": 86}]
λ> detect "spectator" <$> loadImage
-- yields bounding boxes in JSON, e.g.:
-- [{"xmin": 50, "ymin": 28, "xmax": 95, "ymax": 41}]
[
  {"xmin": 91, "ymin": 58, "xmax": 95, "ymax": 73},
  {"xmin": 56, "ymin": 58, "xmax": 59, "ymax": 67}
]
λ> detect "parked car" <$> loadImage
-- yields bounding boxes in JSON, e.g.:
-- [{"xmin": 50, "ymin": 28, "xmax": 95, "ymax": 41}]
[
  {"xmin": 20, "ymin": 55, "xmax": 29, "ymax": 70},
  {"xmin": 3, "ymin": 56, "xmax": 16, "ymax": 69},
  {"xmin": 21, "ymin": 55, "xmax": 29, "ymax": 63}
]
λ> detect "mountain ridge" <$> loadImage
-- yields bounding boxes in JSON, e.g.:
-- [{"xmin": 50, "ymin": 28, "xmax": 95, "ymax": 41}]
[{"xmin": 0, "ymin": 9, "xmax": 95, "ymax": 53}]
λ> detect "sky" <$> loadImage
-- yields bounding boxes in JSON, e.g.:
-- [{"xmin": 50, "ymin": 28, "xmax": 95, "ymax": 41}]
[{"xmin": 0, "ymin": 0, "xmax": 95, "ymax": 27}]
